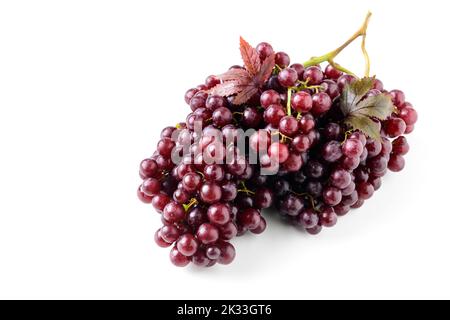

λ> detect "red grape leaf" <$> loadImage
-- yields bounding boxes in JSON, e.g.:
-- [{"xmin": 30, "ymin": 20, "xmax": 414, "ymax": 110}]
[
  {"xmin": 254, "ymin": 53, "xmax": 276, "ymax": 86},
  {"xmin": 217, "ymin": 68, "xmax": 252, "ymax": 84},
  {"xmin": 209, "ymin": 81, "xmax": 245, "ymax": 97},
  {"xmin": 233, "ymin": 86, "xmax": 259, "ymax": 105},
  {"xmin": 208, "ymin": 38, "xmax": 276, "ymax": 105},
  {"xmin": 239, "ymin": 37, "xmax": 261, "ymax": 77},
  {"xmin": 341, "ymin": 77, "xmax": 395, "ymax": 140}
]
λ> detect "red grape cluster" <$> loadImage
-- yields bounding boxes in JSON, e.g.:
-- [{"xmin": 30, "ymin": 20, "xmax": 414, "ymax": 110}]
[{"xmin": 137, "ymin": 40, "xmax": 417, "ymax": 267}]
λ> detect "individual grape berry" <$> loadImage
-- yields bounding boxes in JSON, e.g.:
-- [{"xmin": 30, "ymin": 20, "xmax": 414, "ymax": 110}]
[
  {"xmin": 250, "ymin": 216, "xmax": 267, "ymax": 234},
  {"xmin": 368, "ymin": 155, "xmax": 388, "ymax": 176},
  {"xmin": 311, "ymin": 92, "xmax": 332, "ymax": 115},
  {"xmin": 184, "ymin": 88, "xmax": 199, "ymax": 104},
  {"xmin": 182, "ymin": 172, "xmax": 202, "ymax": 192},
  {"xmin": 305, "ymin": 180, "xmax": 323, "ymax": 198},
  {"xmin": 160, "ymin": 224, "xmax": 180, "ymax": 244},
  {"xmin": 152, "ymin": 193, "xmax": 171, "ymax": 212},
  {"xmin": 354, "ymin": 167, "xmax": 370, "ymax": 183},
  {"xmin": 305, "ymin": 160, "xmax": 326, "ymax": 178},
  {"xmin": 200, "ymin": 182, "xmax": 222, "ymax": 204},
  {"xmin": 260, "ymin": 90, "xmax": 281, "ymax": 109},
  {"xmin": 324, "ymin": 64, "xmax": 343, "ymax": 80},
  {"xmin": 169, "ymin": 246, "xmax": 190, "ymax": 267},
  {"xmin": 322, "ymin": 140, "xmax": 343, "ymax": 162},
  {"xmin": 323, "ymin": 123, "xmax": 342, "ymax": 141},
  {"xmin": 268, "ymin": 142, "xmax": 289, "ymax": 163},
  {"xmin": 154, "ymin": 229, "xmax": 171, "ymax": 248},
  {"xmin": 189, "ymin": 94, "xmax": 206, "ymax": 111},
  {"xmin": 319, "ymin": 207, "xmax": 337, "ymax": 227},
  {"xmin": 337, "ymin": 74, "xmax": 356, "ymax": 91},
  {"xmin": 388, "ymin": 154, "xmax": 405, "ymax": 172},
  {"xmin": 298, "ymin": 113, "xmax": 315, "ymax": 133},
  {"xmin": 342, "ymin": 191, "xmax": 358, "ymax": 206},
  {"xmin": 341, "ymin": 156, "xmax": 360, "ymax": 170},
  {"xmin": 206, "ymin": 245, "xmax": 221, "ymax": 260},
  {"xmin": 242, "ymin": 107, "xmax": 262, "ymax": 128},
  {"xmin": 283, "ymin": 152, "xmax": 303, "ymax": 172},
  {"xmin": 212, "ymin": 107, "xmax": 232, "ymax": 127},
  {"xmin": 272, "ymin": 178, "xmax": 290, "ymax": 197},
  {"xmin": 323, "ymin": 79, "xmax": 340, "ymax": 99},
  {"xmin": 349, "ymin": 131, "xmax": 367, "ymax": 146},
  {"xmin": 278, "ymin": 67, "xmax": 298, "ymax": 87},
  {"xmin": 137, "ymin": 187, "xmax": 153, "ymax": 204},
  {"xmin": 399, "ymin": 107, "xmax": 418, "ymax": 126},
  {"xmin": 206, "ymin": 95, "xmax": 226, "ymax": 111},
  {"xmin": 141, "ymin": 178, "xmax": 161, "ymax": 196},
  {"xmin": 278, "ymin": 194, "xmax": 304, "ymax": 217},
  {"xmin": 385, "ymin": 117, "xmax": 406, "ymax": 138},
  {"xmin": 356, "ymin": 182, "xmax": 375, "ymax": 200},
  {"xmin": 303, "ymin": 66, "xmax": 323, "ymax": 85},
  {"xmin": 173, "ymin": 188, "xmax": 190, "ymax": 204},
  {"xmin": 187, "ymin": 207, "xmax": 207, "ymax": 229},
  {"xmin": 219, "ymin": 222, "xmax": 238, "ymax": 240},
  {"xmin": 306, "ymin": 225, "xmax": 322, "ymax": 235},
  {"xmin": 217, "ymin": 241, "xmax": 236, "ymax": 265},
  {"xmin": 264, "ymin": 104, "xmax": 286, "ymax": 127},
  {"xmin": 140, "ymin": 158, "xmax": 158, "ymax": 179},
  {"xmin": 256, "ymin": 42, "xmax": 274, "ymax": 61},
  {"xmin": 372, "ymin": 79, "xmax": 384, "ymax": 91},
  {"xmin": 298, "ymin": 208, "xmax": 319, "ymax": 229},
  {"xmin": 205, "ymin": 75, "xmax": 220, "ymax": 89},
  {"xmin": 380, "ymin": 137, "xmax": 393, "ymax": 156},
  {"xmin": 290, "ymin": 63, "xmax": 305, "ymax": 79},
  {"xmin": 177, "ymin": 233, "xmax": 199, "ymax": 257},
  {"xmin": 370, "ymin": 177, "xmax": 382, "ymax": 191},
  {"xmin": 254, "ymin": 188, "xmax": 274, "ymax": 209},
  {"xmin": 192, "ymin": 249, "xmax": 212, "ymax": 267},
  {"xmin": 238, "ymin": 208, "xmax": 262, "ymax": 230},
  {"xmin": 275, "ymin": 52, "xmax": 290, "ymax": 68},
  {"xmin": 163, "ymin": 201, "xmax": 185, "ymax": 223},
  {"xmin": 279, "ymin": 115, "xmax": 299, "ymax": 137},
  {"xmin": 366, "ymin": 139, "xmax": 382, "ymax": 158},
  {"xmin": 389, "ymin": 89, "xmax": 405, "ymax": 106},
  {"xmin": 291, "ymin": 91, "xmax": 313, "ymax": 113},
  {"xmin": 351, "ymin": 199, "xmax": 365, "ymax": 209},
  {"xmin": 292, "ymin": 134, "xmax": 311, "ymax": 153},
  {"xmin": 203, "ymin": 164, "xmax": 225, "ymax": 182},
  {"xmin": 334, "ymin": 204, "xmax": 350, "ymax": 216},
  {"xmin": 207, "ymin": 203, "xmax": 231, "ymax": 226},
  {"xmin": 322, "ymin": 187, "xmax": 342, "ymax": 206},
  {"xmin": 342, "ymin": 138, "xmax": 363, "ymax": 158},
  {"xmin": 249, "ymin": 130, "xmax": 271, "ymax": 153},
  {"xmin": 405, "ymin": 125, "xmax": 414, "ymax": 134},
  {"xmin": 196, "ymin": 223, "xmax": 220, "ymax": 244},
  {"xmin": 392, "ymin": 136, "xmax": 409, "ymax": 155},
  {"xmin": 330, "ymin": 169, "xmax": 352, "ymax": 189},
  {"xmin": 221, "ymin": 181, "xmax": 238, "ymax": 202}
]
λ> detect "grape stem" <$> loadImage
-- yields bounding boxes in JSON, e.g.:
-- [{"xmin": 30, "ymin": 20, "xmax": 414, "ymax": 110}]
[{"xmin": 303, "ymin": 11, "xmax": 372, "ymax": 77}]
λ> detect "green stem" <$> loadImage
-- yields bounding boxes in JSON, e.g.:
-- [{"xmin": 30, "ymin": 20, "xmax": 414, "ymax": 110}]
[
  {"xmin": 286, "ymin": 88, "xmax": 292, "ymax": 116},
  {"xmin": 303, "ymin": 11, "xmax": 372, "ymax": 77}
]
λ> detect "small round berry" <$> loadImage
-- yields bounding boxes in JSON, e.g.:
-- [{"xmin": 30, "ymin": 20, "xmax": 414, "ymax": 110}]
[
  {"xmin": 278, "ymin": 68, "xmax": 298, "ymax": 87},
  {"xmin": 275, "ymin": 52, "xmax": 290, "ymax": 68},
  {"xmin": 169, "ymin": 247, "xmax": 190, "ymax": 267}
]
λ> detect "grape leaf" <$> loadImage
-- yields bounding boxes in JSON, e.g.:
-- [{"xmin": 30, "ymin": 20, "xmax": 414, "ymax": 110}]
[
  {"xmin": 210, "ymin": 81, "xmax": 245, "ymax": 96},
  {"xmin": 341, "ymin": 77, "xmax": 395, "ymax": 140},
  {"xmin": 340, "ymin": 77, "xmax": 375, "ymax": 116},
  {"xmin": 345, "ymin": 114, "xmax": 382, "ymax": 141},
  {"xmin": 234, "ymin": 86, "xmax": 259, "ymax": 105},
  {"xmin": 217, "ymin": 68, "xmax": 251, "ymax": 84},
  {"xmin": 239, "ymin": 37, "xmax": 261, "ymax": 76},
  {"xmin": 351, "ymin": 94, "xmax": 395, "ymax": 119},
  {"xmin": 254, "ymin": 53, "xmax": 276, "ymax": 85},
  {"xmin": 208, "ymin": 38, "xmax": 276, "ymax": 105}
]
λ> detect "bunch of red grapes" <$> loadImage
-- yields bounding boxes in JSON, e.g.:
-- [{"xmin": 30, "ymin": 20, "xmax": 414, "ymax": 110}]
[{"xmin": 137, "ymin": 40, "xmax": 418, "ymax": 267}]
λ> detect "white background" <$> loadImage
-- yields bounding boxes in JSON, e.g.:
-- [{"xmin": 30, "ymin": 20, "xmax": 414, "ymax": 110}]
[{"xmin": 0, "ymin": 0, "xmax": 448, "ymax": 300}]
